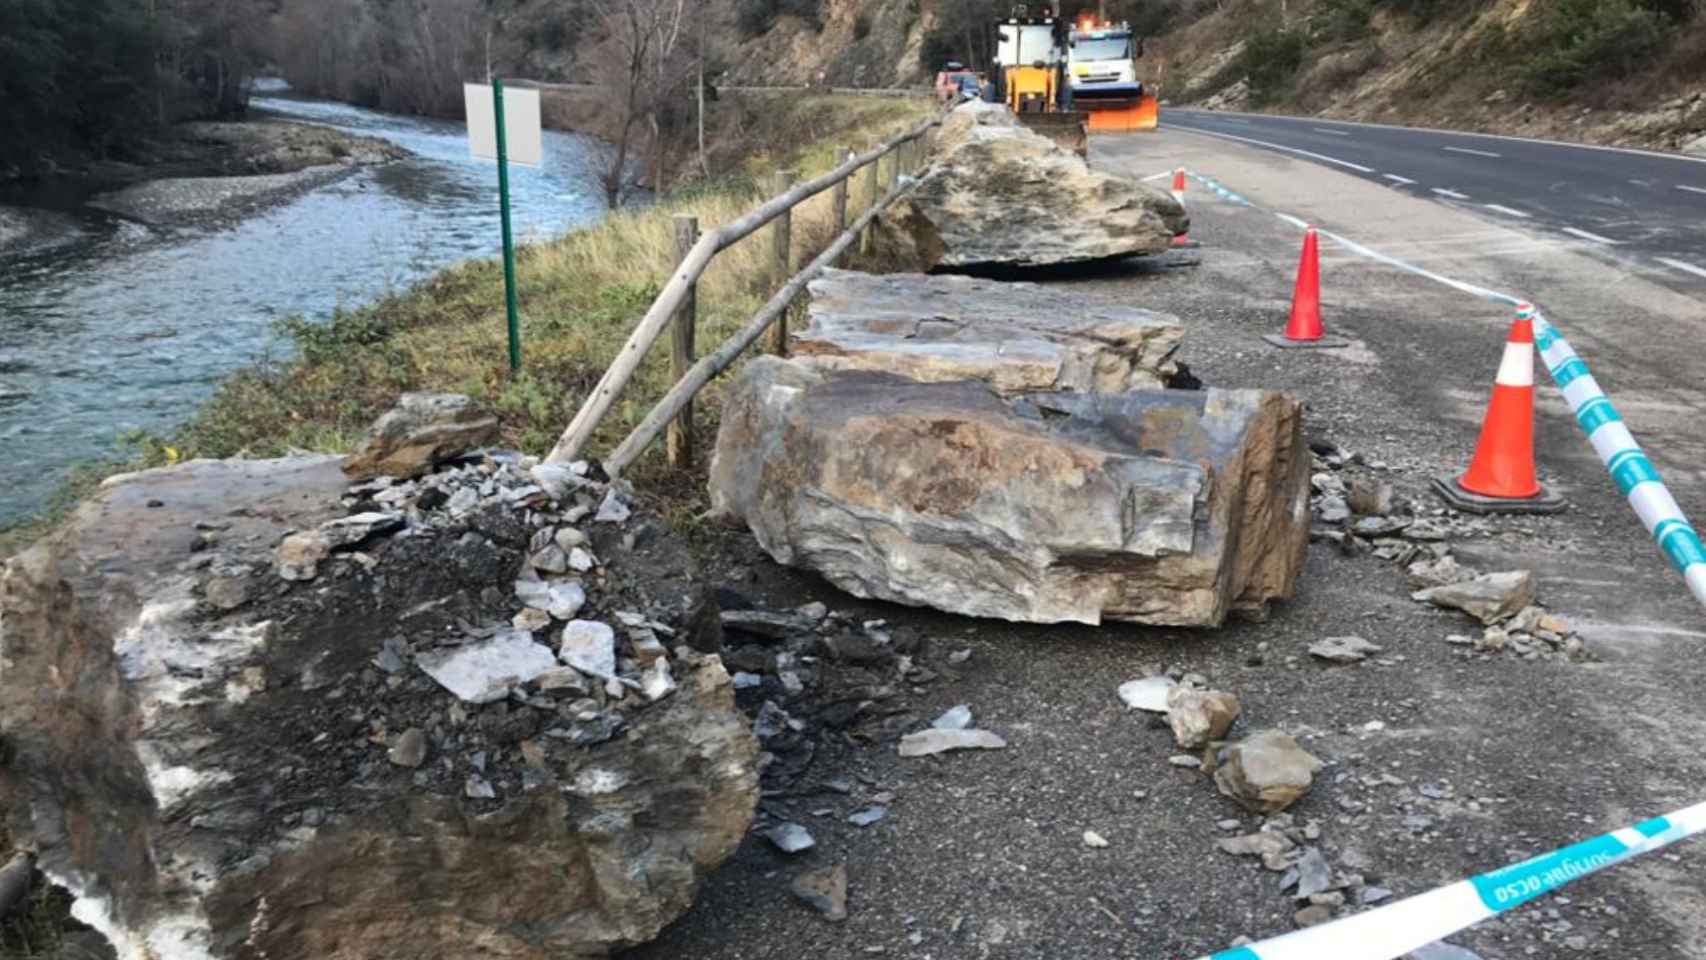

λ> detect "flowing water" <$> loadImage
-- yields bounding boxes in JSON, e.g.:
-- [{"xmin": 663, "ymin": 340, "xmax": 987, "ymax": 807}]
[{"xmin": 0, "ymin": 81, "xmax": 610, "ymax": 527}]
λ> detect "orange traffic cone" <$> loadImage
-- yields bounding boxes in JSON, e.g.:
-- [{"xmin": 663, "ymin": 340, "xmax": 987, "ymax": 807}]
[
  {"xmin": 1433, "ymin": 303, "xmax": 1564, "ymax": 514},
  {"xmin": 1169, "ymin": 168, "xmax": 1194, "ymax": 247},
  {"xmin": 1264, "ymin": 226, "xmax": 1345, "ymax": 348}
]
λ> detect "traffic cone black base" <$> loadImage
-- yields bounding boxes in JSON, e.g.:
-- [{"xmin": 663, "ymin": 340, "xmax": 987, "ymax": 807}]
[
  {"xmin": 1431, "ymin": 475, "xmax": 1564, "ymax": 515},
  {"xmin": 1262, "ymin": 333, "xmax": 1348, "ymax": 349}
]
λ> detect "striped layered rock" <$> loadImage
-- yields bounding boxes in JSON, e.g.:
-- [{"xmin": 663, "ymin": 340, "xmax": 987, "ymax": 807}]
[
  {"xmin": 871, "ymin": 101, "xmax": 1187, "ymax": 270},
  {"xmin": 709, "ymin": 358, "xmax": 1310, "ymax": 627},
  {"xmin": 792, "ymin": 269, "xmax": 1182, "ymax": 394},
  {"xmin": 0, "ymin": 456, "xmax": 757, "ymax": 960}
]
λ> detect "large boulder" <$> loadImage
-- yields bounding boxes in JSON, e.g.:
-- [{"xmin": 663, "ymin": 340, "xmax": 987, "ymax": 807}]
[
  {"xmin": 872, "ymin": 102, "xmax": 1187, "ymax": 271},
  {"xmin": 709, "ymin": 358, "xmax": 1309, "ymax": 627},
  {"xmin": 793, "ymin": 269, "xmax": 1182, "ymax": 393},
  {"xmin": 0, "ymin": 456, "xmax": 757, "ymax": 959}
]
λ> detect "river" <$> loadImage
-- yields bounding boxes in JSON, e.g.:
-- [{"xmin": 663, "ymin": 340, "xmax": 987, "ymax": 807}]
[{"xmin": 0, "ymin": 82, "xmax": 611, "ymax": 527}]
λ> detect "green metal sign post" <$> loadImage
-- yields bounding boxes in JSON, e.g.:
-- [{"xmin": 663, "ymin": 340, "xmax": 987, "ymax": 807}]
[{"xmin": 492, "ymin": 77, "xmax": 521, "ymax": 372}]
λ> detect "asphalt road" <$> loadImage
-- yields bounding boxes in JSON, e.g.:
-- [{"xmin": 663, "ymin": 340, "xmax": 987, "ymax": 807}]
[{"xmin": 1164, "ymin": 107, "xmax": 1706, "ymax": 294}]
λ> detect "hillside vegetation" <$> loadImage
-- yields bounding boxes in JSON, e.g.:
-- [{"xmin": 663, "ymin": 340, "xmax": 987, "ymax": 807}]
[{"xmin": 1152, "ymin": 0, "xmax": 1706, "ymax": 150}]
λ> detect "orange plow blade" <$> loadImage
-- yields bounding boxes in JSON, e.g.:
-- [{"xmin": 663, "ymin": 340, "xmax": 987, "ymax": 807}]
[{"xmin": 1084, "ymin": 95, "xmax": 1159, "ymax": 133}]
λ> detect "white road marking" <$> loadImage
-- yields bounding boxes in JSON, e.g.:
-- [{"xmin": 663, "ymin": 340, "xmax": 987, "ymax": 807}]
[
  {"xmin": 1313, "ymin": 127, "xmax": 1351, "ymax": 136},
  {"xmin": 1657, "ymin": 257, "xmax": 1706, "ymax": 280},
  {"xmin": 1562, "ymin": 227, "xmax": 1620, "ymax": 244},
  {"xmin": 1169, "ymin": 107, "xmax": 1706, "ymax": 166},
  {"xmin": 1140, "ymin": 171, "xmax": 1172, "ymax": 182},
  {"xmin": 1170, "ymin": 126, "xmax": 1377, "ymax": 173},
  {"xmin": 1484, "ymin": 203, "xmax": 1531, "ymax": 218},
  {"xmin": 1432, "ymin": 188, "xmax": 1471, "ymax": 200},
  {"xmin": 1383, "ymin": 174, "xmax": 1417, "ymax": 185},
  {"xmin": 1443, "ymin": 145, "xmax": 1503, "ymax": 158},
  {"xmin": 1678, "ymin": 185, "xmax": 1706, "ymax": 196}
]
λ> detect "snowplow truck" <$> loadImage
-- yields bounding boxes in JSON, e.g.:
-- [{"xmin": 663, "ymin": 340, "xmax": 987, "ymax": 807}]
[
  {"xmin": 992, "ymin": 8, "xmax": 1088, "ymax": 157},
  {"xmin": 1067, "ymin": 20, "xmax": 1158, "ymax": 132}
]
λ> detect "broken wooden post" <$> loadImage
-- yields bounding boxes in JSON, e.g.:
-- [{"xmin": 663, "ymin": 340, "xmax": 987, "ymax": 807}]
[
  {"xmin": 767, "ymin": 170, "xmax": 796, "ymax": 356},
  {"xmin": 667, "ymin": 214, "xmax": 699, "ymax": 468}
]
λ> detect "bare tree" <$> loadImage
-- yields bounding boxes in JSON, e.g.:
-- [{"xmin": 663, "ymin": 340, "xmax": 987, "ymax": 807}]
[{"xmin": 586, "ymin": 0, "xmax": 695, "ymax": 206}]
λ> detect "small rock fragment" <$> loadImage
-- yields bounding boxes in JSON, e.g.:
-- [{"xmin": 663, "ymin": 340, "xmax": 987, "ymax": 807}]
[
  {"xmin": 1308, "ymin": 636, "xmax": 1383, "ymax": 664},
  {"xmin": 763, "ymin": 822, "xmax": 816, "ymax": 854},
  {"xmin": 897, "ymin": 728, "xmax": 1006, "ymax": 757},
  {"xmin": 1217, "ymin": 832, "xmax": 1294, "ymax": 858},
  {"xmin": 1082, "ymin": 830, "xmax": 1109, "ymax": 849},
  {"xmin": 1214, "ymin": 730, "xmax": 1323, "ymax": 814},
  {"xmin": 1166, "ymin": 686, "xmax": 1241, "ymax": 749},
  {"xmin": 1168, "ymin": 754, "xmax": 1203, "ymax": 769},
  {"xmin": 1407, "ymin": 943, "xmax": 1485, "ymax": 960},
  {"xmin": 791, "ymin": 864, "xmax": 848, "ymax": 922},
  {"xmin": 932, "ymin": 704, "xmax": 974, "ymax": 730},
  {"xmin": 276, "ymin": 531, "xmax": 331, "ymax": 581},
  {"xmin": 848, "ymin": 806, "xmax": 888, "ymax": 827},
  {"xmin": 595, "ymin": 489, "xmax": 631, "ymax": 523},
  {"xmin": 1294, "ymin": 905, "xmax": 1333, "ymax": 927},
  {"xmin": 464, "ymin": 775, "xmax": 496, "ymax": 799},
  {"xmin": 1293, "ymin": 847, "xmax": 1333, "ymax": 898},
  {"xmin": 1347, "ymin": 479, "xmax": 1393, "ymax": 516},
  {"xmin": 1413, "ymin": 570, "xmax": 1534, "ymax": 625},
  {"xmin": 640, "ymin": 657, "xmax": 676, "ymax": 702},
  {"xmin": 560, "ymin": 620, "xmax": 617, "ymax": 680},
  {"xmin": 417, "ymin": 630, "xmax": 559, "ymax": 704},
  {"xmin": 388, "ymin": 727, "xmax": 428, "ymax": 768},
  {"xmin": 1117, "ymin": 675, "xmax": 1176, "ymax": 713}
]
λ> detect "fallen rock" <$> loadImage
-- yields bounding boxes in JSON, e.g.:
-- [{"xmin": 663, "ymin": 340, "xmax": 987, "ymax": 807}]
[
  {"xmin": 276, "ymin": 530, "xmax": 330, "ymax": 580},
  {"xmin": 872, "ymin": 101, "xmax": 1187, "ymax": 270},
  {"xmin": 932, "ymin": 704, "xmax": 974, "ymax": 730},
  {"xmin": 343, "ymin": 392, "xmax": 500, "ymax": 481},
  {"xmin": 1293, "ymin": 847, "xmax": 1333, "ymax": 898},
  {"xmin": 898, "ymin": 728, "xmax": 1008, "ymax": 757},
  {"xmin": 560, "ymin": 619, "xmax": 617, "ymax": 679},
  {"xmin": 1118, "ymin": 676, "xmax": 1177, "ymax": 712},
  {"xmin": 1214, "ymin": 730, "xmax": 1323, "ymax": 813},
  {"xmin": 1407, "ymin": 943, "xmax": 1486, "ymax": 960},
  {"xmin": 1407, "ymin": 554, "xmax": 1476, "ymax": 588},
  {"xmin": 1217, "ymin": 832, "xmax": 1294, "ymax": 858},
  {"xmin": 1308, "ymin": 635, "xmax": 1383, "ymax": 664},
  {"xmin": 1166, "ymin": 686, "xmax": 1241, "ymax": 749},
  {"xmin": 387, "ymin": 727, "xmax": 429, "ymax": 768},
  {"xmin": 1083, "ymin": 830, "xmax": 1110, "ymax": 848},
  {"xmin": 1347, "ymin": 479, "xmax": 1393, "ymax": 516},
  {"xmin": 848, "ymin": 805, "xmax": 888, "ymax": 827},
  {"xmin": 1413, "ymin": 570, "xmax": 1534, "ymax": 624},
  {"xmin": 0, "ymin": 455, "xmax": 759, "ymax": 959},
  {"xmin": 710, "ymin": 359, "xmax": 1310, "ymax": 627},
  {"xmin": 791, "ymin": 864, "xmax": 848, "ymax": 922},
  {"xmin": 793, "ymin": 269, "xmax": 1181, "ymax": 394},
  {"xmin": 1294, "ymin": 904, "xmax": 1333, "ymax": 927},
  {"xmin": 418, "ymin": 629, "xmax": 559, "ymax": 704},
  {"xmin": 763, "ymin": 822, "xmax": 816, "ymax": 854}
]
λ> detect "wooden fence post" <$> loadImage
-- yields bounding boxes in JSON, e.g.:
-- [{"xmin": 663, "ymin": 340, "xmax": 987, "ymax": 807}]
[
  {"xmin": 667, "ymin": 214, "xmax": 699, "ymax": 468},
  {"xmin": 831, "ymin": 147, "xmax": 851, "ymax": 232},
  {"xmin": 861, "ymin": 158, "xmax": 879, "ymax": 256},
  {"xmin": 767, "ymin": 171, "xmax": 796, "ymax": 356}
]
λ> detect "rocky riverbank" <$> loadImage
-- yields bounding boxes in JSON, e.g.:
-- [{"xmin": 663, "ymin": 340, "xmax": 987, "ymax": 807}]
[{"xmin": 0, "ymin": 118, "xmax": 403, "ymax": 241}]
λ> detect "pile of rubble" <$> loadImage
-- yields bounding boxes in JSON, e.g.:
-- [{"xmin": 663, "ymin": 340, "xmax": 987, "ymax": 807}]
[
  {"xmin": 0, "ymin": 395, "xmax": 758, "ymax": 960},
  {"xmin": 1306, "ymin": 440, "xmax": 1588, "ymax": 663}
]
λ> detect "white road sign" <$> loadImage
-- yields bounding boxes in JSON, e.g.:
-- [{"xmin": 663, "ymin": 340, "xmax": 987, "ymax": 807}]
[{"xmin": 464, "ymin": 83, "xmax": 542, "ymax": 166}]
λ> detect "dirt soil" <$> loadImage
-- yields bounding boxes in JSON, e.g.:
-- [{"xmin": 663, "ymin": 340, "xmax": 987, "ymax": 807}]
[{"xmin": 620, "ymin": 129, "xmax": 1706, "ymax": 959}]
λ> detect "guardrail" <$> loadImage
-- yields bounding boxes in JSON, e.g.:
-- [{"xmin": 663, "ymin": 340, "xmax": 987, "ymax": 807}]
[
  {"xmin": 543, "ymin": 110, "xmax": 944, "ymax": 472},
  {"xmin": 506, "ymin": 78, "xmax": 931, "ymax": 99}
]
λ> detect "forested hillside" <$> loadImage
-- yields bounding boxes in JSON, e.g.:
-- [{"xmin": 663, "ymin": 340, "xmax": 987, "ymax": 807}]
[{"xmin": 0, "ymin": 0, "xmax": 266, "ymax": 173}]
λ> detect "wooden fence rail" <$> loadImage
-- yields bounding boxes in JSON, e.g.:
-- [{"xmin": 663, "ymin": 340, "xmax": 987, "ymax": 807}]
[{"xmin": 544, "ymin": 111, "xmax": 943, "ymax": 467}]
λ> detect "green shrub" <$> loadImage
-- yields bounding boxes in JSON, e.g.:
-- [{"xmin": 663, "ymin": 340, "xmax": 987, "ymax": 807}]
[
  {"xmin": 1240, "ymin": 26, "xmax": 1308, "ymax": 105},
  {"xmin": 1513, "ymin": 0, "xmax": 1670, "ymax": 98},
  {"xmin": 1313, "ymin": 0, "xmax": 1375, "ymax": 42}
]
